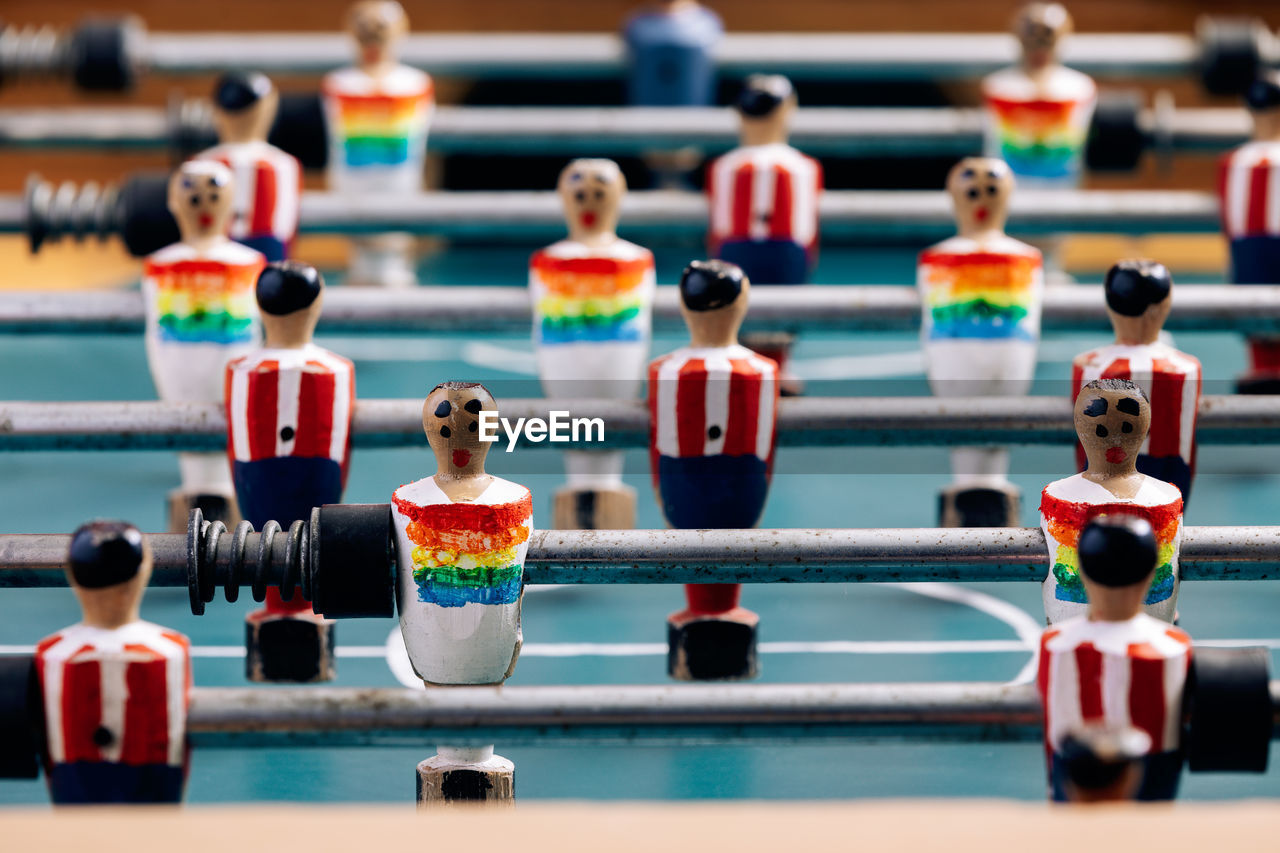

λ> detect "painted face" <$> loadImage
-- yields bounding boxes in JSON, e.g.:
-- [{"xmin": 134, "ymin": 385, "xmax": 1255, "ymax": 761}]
[
  {"xmin": 349, "ymin": 1, "xmax": 407, "ymax": 63},
  {"xmin": 557, "ymin": 160, "xmax": 624, "ymax": 236},
  {"xmin": 167, "ymin": 164, "xmax": 234, "ymax": 242},
  {"xmin": 1016, "ymin": 3, "xmax": 1069, "ymax": 61},
  {"xmin": 946, "ymin": 157, "xmax": 1013, "ymax": 234},
  {"xmin": 1074, "ymin": 385, "xmax": 1150, "ymax": 472},
  {"xmin": 422, "ymin": 384, "xmax": 497, "ymax": 472}
]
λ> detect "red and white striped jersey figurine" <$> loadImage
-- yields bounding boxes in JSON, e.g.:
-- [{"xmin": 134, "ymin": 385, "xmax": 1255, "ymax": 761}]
[
  {"xmin": 706, "ymin": 142, "xmax": 822, "ymax": 278},
  {"xmin": 35, "ymin": 521, "xmax": 191, "ymax": 804},
  {"xmin": 649, "ymin": 260, "xmax": 779, "ymax": 682},
  {"xmin": 196, "ymin": 72, "xmax": 301, "ymax": 262},
  {"xmin": 1039, "ymin": 617, "xmax": 1191, "ymax": 759},
  {"xmin": 225, "ymin": 345, "xmax": 355, "ymax": 479},
  {"xmin": 1218, "ymin": 72, "xmax": 1280, "ymax": 392},
  {"xmin": 1071, "ymin": 260, "xmax": 1200, "ymax": 503},
  {"xmin": 1218, "ymin": 140, "xmax": 1280, "ymax": 246},
  {"xmin": 198, "ymin": 141, "xmax": 301, "ymax": 261},
  {"xmin": 1036, "ymin": 514, "xmax": 1191, "ymax": 802},
  {"xmin": 225, "ymin": 262, "xmax": 353, "ymax": 683},
  {"xmin": 648, "ymin": 348, "xmax": 779, "ymax": 477}
]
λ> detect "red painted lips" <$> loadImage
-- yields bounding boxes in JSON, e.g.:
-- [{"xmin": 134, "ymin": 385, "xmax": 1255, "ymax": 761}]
[
  {"xmin": 452, "ymin": 449, "xmax": 472, "ymax": 468},
  {"xmin": 1106, "ymin": 447, "xmax": 1126, "ymax": 464}
]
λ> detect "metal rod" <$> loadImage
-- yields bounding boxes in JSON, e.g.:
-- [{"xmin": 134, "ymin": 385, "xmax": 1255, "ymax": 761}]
[
  {"xmin": 7, "ymin": 186, "xmax": 1226, "ymax": 246},
  {"xmin": 182, "ymin": 682, "xmax": 1047, "ymax": 746},
  {"xmin": 129, "ymin": 31, "xmax": 1224, "ymax": 81},
  {"xmin": 0, "ymin": 104, "xmax": 1252, "ymax": 157},
  {"xmin": 2, "ymin": 526, "xmax": 1279, "ymax": 589},
  {"xmin": 2, "ymin": 285, "xmax": 1279, "ymax": 336},
  {"xmin": 287, "ymin": 189, "xmax": 1224, "ymax": 239},
  {"xmin": 0, "ymin": 395, "xmax": 1276, "ymax": 453}
]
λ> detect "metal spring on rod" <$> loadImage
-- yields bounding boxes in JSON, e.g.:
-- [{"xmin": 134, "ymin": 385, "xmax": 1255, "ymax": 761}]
[
  {"xmin": 24, "ymin": 176, "xmax": 121, "ymax": 252},
  {"xmin": 187, "ymin": 509, "xmax": 312, "ymax": 615},
  {"xmin": 0, "ymin": 23, "xmax": 69, "ymax": 81}
]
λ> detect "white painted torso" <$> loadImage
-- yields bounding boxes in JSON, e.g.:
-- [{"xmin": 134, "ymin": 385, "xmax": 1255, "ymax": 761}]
[
  {"xmin": 530, "ymin": 238, "xmax": 656, "ymax": 399},
  {"xmin": 392, "ymin": 475, "xmax": 531, "ymax": 685},
  {"xmin": 1040, "ymin": 473, "xmax": 1184, "ymax": 624}
]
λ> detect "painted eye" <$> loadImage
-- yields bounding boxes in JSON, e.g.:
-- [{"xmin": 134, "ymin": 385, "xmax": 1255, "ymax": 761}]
[
  {"xmin": 1121, "ymin": 422, "xmax": 1133, "ymax": 433},
  {"xmin": 1095, "ymin": 425, "xmax": 1109, "ymax": 438},
  {"xmin": 987, "ymin": 171, "xmax": 999, "ymax": 179},
  {"xmin": 439, "ymin": 426, "xmax": 451, "ymax": 438},
  {"xmin": 209, "ymin": 193, "xmax": 219, "ymax": 202},
  {"xmin": 594, "ymin": 190, "xmax": 604, "ymax": 201},
  {"xmin": 1116, "ymin": 398, "xmax": 1142, "ymax": 416},
  {"xmin": 434, "ymin": 400, "xmax": 452, "ymax": 418},
  {"xmin": 468, "ymin": 421, "xmax": 477, "ymax": 432},
  {"xmin": 961, "ymin": 168, "xmax": 975, "ymax": 179},
  {"xmin": 966, "ymin": 188, "xmax": 979, "ymax": 200},
  {"xmin": 464, "ymin": 399, "xmax": 482, "ymax": 414},
  {"xmin": 190, "ymin": 195, "xmax": 200, "ymax": 206},
  {"xmin": 986, "ymin": 185, "xmax": 997, "ymax": 195},
  {"xmin": 575, "ymin": 190, "xmax": 586, "ymax": 203}
]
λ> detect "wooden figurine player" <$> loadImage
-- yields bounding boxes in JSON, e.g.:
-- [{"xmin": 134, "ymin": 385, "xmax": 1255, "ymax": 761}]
[
  {"xmin": 919, "ymin": 157, "xmax": 1043, "ymax": 527},
  {"xmin": 1072, "ymin": 260, "xmax": 1201, "ymax": 504},
  {"xmin": 621, "ymin": 0, "xmax": 723, "ymax": 107},
  {"xmin": 1218, "ymin": 72, "xmax": 1280, "ymax": 393},
  {"xmin": 195, "ymin": 71, "xmax": 301, "ymax": 262},
  {"xmin": 1041, "ymin": 379, "xmax": 1184, "ymax": 624},
  {"xmin": 35, "ymin": 521, "xmax": 191, "ymax": 804},
  {"xmin": 144, "ymin": 160, "xmax": 266, "ymax": 530},
  {"xmin": 392, "ymin": 381, "xmax": 531, "ymax": 805},
  {"xmin": 981, "ymin": 2, "xmax": 1097, "ymax": 187},
  {"xmin": 707, "ymin": 74, "xmax": 822, "ymax": 392},
  {"xmin": 322, "ymin": 0, "xmax": 434, "ymax": 288},
  {"xmin": 1038, "ymin": 514, "xmax": 1192, "ymax": 801},
  {"xmin": 226, "ymin": 262, "xmax": 354, "ymax": 683},
  {"xmin": 649, "ymin": 260, "xmax": 779, "ymax": 681},
  {"xmin": 531, "ymin": 159, "xmax": 655, "ymax": 530}
]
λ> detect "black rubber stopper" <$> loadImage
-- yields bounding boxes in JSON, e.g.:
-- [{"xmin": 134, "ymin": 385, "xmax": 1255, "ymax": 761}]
[
  {"xmin": 0, "ymin": 655, "xmax": 44, "ymax": 779},
  {"xmin": 268, "ymin": 92, "xmax": 329, "ymax": 171},
  {"xmin": 118, "ymin": 172, "xmax": 179, "ymax": 258},
  {"xmin": 68, "ymin": 18, "xmax": 137, "ymax": 92},
  {"xmin": 1085, "ymin": 90, "xmax": 1147, "ymax": 172},
  {"xmin": 1198, "ymin": 17, "xmax": 1264, "ymax": 96},
  {"xmin": 310, "ymin": 504, "xmax": 396, "ymax": 619},
  {"xmin": 1185, "ymin": 646, "xmax": 1272, "ymax": 773}
]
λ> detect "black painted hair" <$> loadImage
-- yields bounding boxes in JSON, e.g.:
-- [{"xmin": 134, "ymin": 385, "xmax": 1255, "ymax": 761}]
[
  {"xmin": 213, "ymin": 72, "xmax": 274, "ymax": 113},
  {"xmin": 1080, "ymin": 377, "xmax": 1150, "ymax": 404},
  {"xmin": 68, "ymin": 521, "xmax": 145, "ymax": 590},
  {"xmin": 1246, "ymin": 72, "xmax": 1280, "ymax": 112},
  {"xmin": 1078, "ymin": 514, "xmax": 1158, "ymax": 588},
  {"xmin": 1060, "ymin": 728, "xmax": 1145, "ymax": 793},
  {"xmin": 735, "ymin": 75, "xmax": 794, "ymax": 118},
  {"xmin": 680, "ymin": 260, "xmax": 745, "ymax": 312},
  {"xmin": 256, "ymin": 261, "xmax": 323, "ymax": 316},
  {"xmin": 1104, "ymin": 259, "xmax": 1171, "ymax": 317}
]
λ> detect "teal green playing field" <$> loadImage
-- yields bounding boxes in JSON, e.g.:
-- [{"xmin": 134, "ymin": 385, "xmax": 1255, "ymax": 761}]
[{"xmin": 1, "ymin": 243, "xmax": 1276, "ymax": 804}]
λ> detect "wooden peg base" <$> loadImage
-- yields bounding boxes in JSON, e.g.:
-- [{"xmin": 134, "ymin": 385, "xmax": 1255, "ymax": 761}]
[
  {"xmin": 938, "ymin": 484, "xmax": 1020, "ymax": 528},
  {"xmin": 167, "ymin": 489, "xmax": 240, "ymax": 534},
  {"xmin": 667, "ymin": 607, "xmax": 760, "ymax": 682},
  {"xmin": 416, "ymin": 751, "xmax": 515, "ymax": 807},
  {"xmin": 551, "ymin": 484, "xmax": 636, "ymax": 530},
  {"xmin": 245, "ymin": 610, "xmax": 336, "ymax": 684}
]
